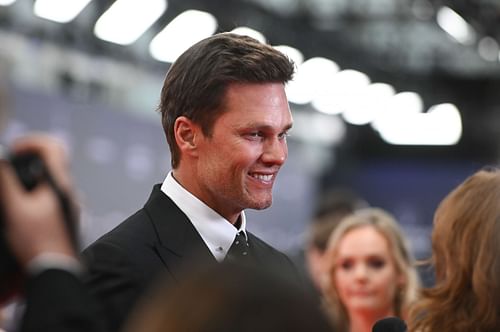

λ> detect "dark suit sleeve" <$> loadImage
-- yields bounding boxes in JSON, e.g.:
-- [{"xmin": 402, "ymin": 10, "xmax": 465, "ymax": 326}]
[
  {"xmin": 81, "ymin": 240, "xmax": 145, "ymax": 332},
  {"xmin": 276, "ymin": 250, "xmax": 307, "ymax": 288},
  {"xmin": 20, "ymin": 269, "xmax": 105, "ymax": 332}
]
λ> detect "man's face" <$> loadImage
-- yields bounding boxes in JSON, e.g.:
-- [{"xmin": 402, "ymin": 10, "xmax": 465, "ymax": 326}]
[{"xmin": 193, "ymin": 82, "xmax": 292, "ymax": 223}]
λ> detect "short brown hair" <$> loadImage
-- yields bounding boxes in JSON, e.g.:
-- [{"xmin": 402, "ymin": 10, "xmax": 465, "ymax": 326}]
[
  {"xmin": 125, "ymin": 263, "xmax": 334, "ymax": 332},
  {"xmin": 157, "ymin": 33, "xmax": 295, "ymax": 168}
]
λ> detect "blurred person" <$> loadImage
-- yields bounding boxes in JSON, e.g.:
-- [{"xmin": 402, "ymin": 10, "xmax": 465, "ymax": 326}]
[
  {"xmin": 408, "ymin": 168, "xmax": 500, "ymax": 332},
  {"xmin": 0, "ymin": 134, "xmax": 104, "ymax": 332},
  {"xmin": 305, "ymin": 189, "xmax": 368, "ymax": 293},
  {"xmin": 124, "ymin": 262, "xmax": 334, "ymax": 332},
  {"xmin": 322, "ymin": 208, "xmax": 420, "ymax": 332},
  {"xmin": 0, "ymin": 309, "xmax": 5, "ymax": 332},
  {"xmin": 82, "ymin": 32, "xmax": 300, "ymax": 332}
]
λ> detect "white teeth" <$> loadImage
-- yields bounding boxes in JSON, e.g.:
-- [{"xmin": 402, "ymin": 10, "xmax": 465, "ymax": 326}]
[{"xmin": 251, "ymin": 173, "xmax": 272, "ymax": 181}]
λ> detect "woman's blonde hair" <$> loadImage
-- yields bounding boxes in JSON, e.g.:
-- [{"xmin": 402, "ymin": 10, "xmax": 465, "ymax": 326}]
[
  {"xmin": 408, "ymin": 169, "xmax": 500, "ymax": 332},
  {"xmin": 323, "ymin": 208, "xmax": 420, "ymax": 331}
]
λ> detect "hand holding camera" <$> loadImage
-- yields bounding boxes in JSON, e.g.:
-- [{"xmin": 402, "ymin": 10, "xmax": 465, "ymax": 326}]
[{"xmin": 0, "ymin": 134, "xmax": 78, "ymax": 302}]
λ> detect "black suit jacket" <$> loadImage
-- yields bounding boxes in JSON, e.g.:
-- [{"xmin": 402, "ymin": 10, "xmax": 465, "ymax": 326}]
[
  {"xmin": 20, "ymin": 269, "xmax": 104, "ymax": 332},
  {"xmin": 82, "ymin": 184, "xmax": 300, "ymax": 332}
]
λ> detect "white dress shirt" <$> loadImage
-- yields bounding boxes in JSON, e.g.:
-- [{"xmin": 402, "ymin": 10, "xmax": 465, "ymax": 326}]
[{"xmin": 160, "ymin": 172, "xmax": 247, "ymax": 262}]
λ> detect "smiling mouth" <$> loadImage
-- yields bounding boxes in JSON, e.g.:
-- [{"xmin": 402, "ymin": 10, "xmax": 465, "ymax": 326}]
[{"xmin": 249, "ymin": 173, "xmax": 274, "ymax": 182}]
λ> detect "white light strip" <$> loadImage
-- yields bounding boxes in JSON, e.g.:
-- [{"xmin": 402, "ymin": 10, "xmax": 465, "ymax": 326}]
[
  {"xmin": 313, "ymin": 69, "xmax": 370, "ymax": 115},
  {"xmin": 342, "ymin": 82, "xmax": 395, "ymax": 126},
  {"xmin": 94, "ymin": 0, "xmax": 167, "ymax": 45},
  {"xmin": 150, "ymin": 10, "xmax": 217, "ymax": 63},
  {"xmin": 34, "ymin": 0, "xmax": 92, "ymax": 23},
  {"xmin": 287, "ymin": 57, "xmax": 339, "ymax": 105},
  {"xmin": 0, "ymin": 0, "xmax": 16, "ymax": 6},
  {"xmin": 436, "ymin": 6, "xmax": 476, "ymax": 45},
  {"xmin": 377, "ymin": 103, "xmax": 462, "ymax": 145},
  {"xmin": 292, "ymin": 111, "xmax": 346, "ymax": 146},
  {"xmin": 230, "ymin": 26, "xmax": 266, "ymax": 43},
  {"xmin": 371, "ymin": 91, "xmax": 423, "ymax": 131}
]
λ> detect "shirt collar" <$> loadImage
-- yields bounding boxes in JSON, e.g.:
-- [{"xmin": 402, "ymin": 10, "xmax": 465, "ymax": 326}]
[{"xmin": 160, "ymin": 171, "xmax": 247, "ymax": 262}]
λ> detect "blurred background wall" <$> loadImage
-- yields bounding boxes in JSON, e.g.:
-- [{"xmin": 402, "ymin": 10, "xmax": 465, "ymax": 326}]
[{"xmin": 1, "ymin": 0, "xmax": 499, "ymax": 261}]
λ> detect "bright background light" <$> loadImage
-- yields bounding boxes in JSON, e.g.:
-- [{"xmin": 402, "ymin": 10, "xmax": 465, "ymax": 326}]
[
  {"xmin": 0, "ymin": 0, "xmax": 16, "ymax": 6},
  {"xmin": 376, "ymin": 103, "xmax": 462, "ymax": 145},
  {"xmin": 286, "ymin": 57, "xmax": 339, "ymax": 105},
  {"xmin": 34, "ymin": 0, "xmax": 92, "ymax": 23},
  {"xmin": 230, "ymin": 26, "xmax": 266, "ymax": 43},
  {"xmin": 149, "ymin": 10, "xmax": 218, "ymax": 63},
  {"xmin": 94, "ymin": 0, "xmax": 167, "ymax": 45},
  {"xmin": 437, "ymin": 6, "xmax": 476, "ymax": 45}
]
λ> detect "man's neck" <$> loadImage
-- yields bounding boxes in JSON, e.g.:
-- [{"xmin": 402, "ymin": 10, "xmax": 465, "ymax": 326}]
[{"xmin": 171, "ymin": 169, "xmax": 241, "ymax": 225}]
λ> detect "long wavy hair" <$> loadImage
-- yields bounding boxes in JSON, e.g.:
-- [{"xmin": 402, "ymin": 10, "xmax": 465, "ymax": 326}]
[
  {"xmin": 408, "ymin": 169, "xmax": 500, "ymax": 332},
  {"xmin": 322, "ymin": 208, "xmax": 420, "ymax": 331}
]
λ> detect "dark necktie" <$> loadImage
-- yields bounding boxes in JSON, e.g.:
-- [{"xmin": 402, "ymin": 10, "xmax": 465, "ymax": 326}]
[{"xmin": 225, "ymin": 231, "xmax": 250, "ymax": 262}]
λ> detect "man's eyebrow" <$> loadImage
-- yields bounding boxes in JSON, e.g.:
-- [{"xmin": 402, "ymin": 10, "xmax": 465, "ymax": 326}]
[{"xmin": 240, "ymin": 122, "xmax": 293, "ymax": 131}]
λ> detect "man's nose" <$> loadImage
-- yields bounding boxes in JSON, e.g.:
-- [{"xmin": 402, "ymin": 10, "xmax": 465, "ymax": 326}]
[{"xmin": 261, "ymin": 137, "xmax": 287, "ymax": 165}]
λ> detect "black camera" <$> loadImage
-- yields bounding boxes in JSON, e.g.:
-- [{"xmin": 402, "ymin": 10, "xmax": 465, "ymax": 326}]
[{"xmin": 0, "ymin": 151, "xmax": 77, "ymax": 303}]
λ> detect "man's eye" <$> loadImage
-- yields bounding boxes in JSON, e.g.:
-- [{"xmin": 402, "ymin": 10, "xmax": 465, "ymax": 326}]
[
  {"xmin": 278, "ymin": 131, "xmax": 289, "ymax": 140},
  {"xmin": 245, "ymin": 132, "xmax": 263, "ymax": 140}
]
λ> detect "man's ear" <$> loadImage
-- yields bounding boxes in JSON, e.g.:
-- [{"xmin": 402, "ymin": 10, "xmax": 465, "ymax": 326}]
[{"xmin": 174, "ymin": 116, "xmax": 199, "ymax": 157}]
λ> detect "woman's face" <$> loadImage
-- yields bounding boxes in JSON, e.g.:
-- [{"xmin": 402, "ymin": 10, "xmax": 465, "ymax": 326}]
[{"xmin": 333, "ymin": 225, "xmax": 401, "ymax": 316}]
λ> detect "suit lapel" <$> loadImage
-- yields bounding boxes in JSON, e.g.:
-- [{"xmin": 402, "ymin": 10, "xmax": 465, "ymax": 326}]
[
  {"xmin": 246, "ymin": 232, "xmax": 269, "ymax": 264},
  {"xmin": 143, "ymin": 185, "xmax": 216, "ymax": 281}
]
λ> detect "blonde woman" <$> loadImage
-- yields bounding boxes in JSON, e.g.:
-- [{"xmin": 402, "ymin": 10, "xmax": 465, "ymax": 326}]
[{"xmin": 322, "ymin": 208, "xmax": 420, "ymax": 332}]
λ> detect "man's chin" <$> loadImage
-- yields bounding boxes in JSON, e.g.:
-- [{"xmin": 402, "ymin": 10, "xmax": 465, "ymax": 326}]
[{"xmin": 247, "ymin": 198, "xmax": 273, "ymax": 210}]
